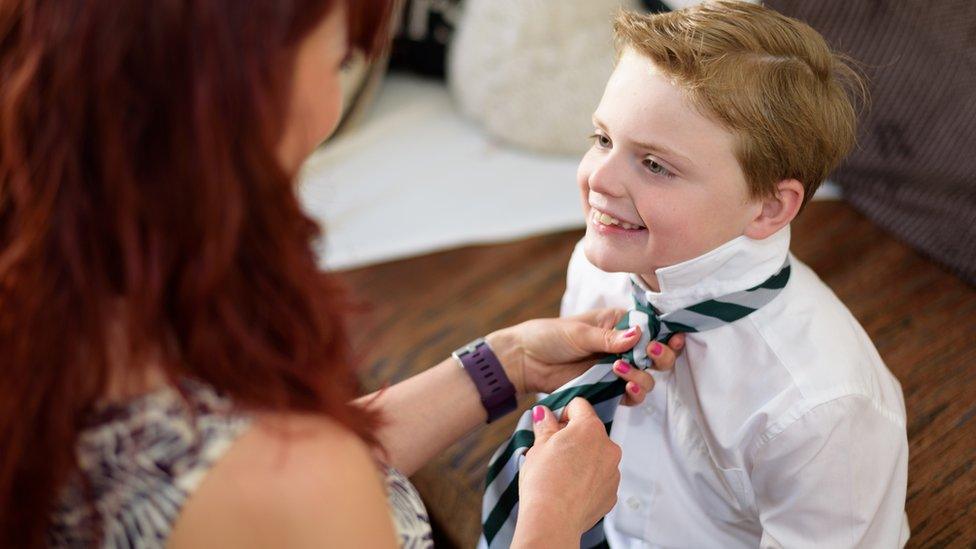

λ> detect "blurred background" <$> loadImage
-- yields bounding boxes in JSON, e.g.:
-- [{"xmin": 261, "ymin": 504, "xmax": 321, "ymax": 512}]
[
  {"xmin": 298, "ymin": 0, "xmax": 787, "ymax": 271},
  {"xmin": 298, "ymin": 0, "xmax": 974, "ymax": 285},
  {"xmin": 298, "ymin": 1, "xmax": 976, "ymax": 546}
]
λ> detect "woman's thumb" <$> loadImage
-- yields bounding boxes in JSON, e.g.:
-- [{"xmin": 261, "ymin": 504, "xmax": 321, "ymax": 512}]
[
  {"xmin": 583, "ymin": 323, "xmax": 641, "ymax": 355},
  {"xmin": 531, "ymin": 405, "xmax": 559, "ymax": 446}
]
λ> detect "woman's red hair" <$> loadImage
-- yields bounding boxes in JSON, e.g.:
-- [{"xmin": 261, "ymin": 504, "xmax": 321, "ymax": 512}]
[{"xmin": 0, "ymin": 0, "xmax": 393, "ymax": 545}]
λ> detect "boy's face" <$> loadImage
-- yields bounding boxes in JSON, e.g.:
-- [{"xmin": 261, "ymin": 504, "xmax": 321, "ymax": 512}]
[{"xmin": 578, "ymin": 49, "xmax": 762, "ymax": 282}]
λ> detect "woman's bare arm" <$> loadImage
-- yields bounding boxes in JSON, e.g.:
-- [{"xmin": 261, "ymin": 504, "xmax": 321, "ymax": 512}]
[{"xmin": 357, "ymin": 312, "xmax": 684, "ymax": 475}]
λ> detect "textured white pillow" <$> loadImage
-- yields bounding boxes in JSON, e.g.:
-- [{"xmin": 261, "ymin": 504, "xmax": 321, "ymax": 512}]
[{"xmin": 448, "ymin": 0, "xmax": 641, "ymax": 156}]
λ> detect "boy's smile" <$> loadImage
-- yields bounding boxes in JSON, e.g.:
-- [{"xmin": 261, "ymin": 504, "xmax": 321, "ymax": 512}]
[
  {"xmin": 578, "ymin": 48, "xmax": 763, "ymax": 290},
  {"xmin": 590, "ymin": 207, "xmax": 646, "ymax": 232}
]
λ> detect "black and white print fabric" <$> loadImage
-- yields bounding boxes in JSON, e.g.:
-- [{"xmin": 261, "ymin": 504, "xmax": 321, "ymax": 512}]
[{"xmin": 49, "ymin": 379, "xmax": 432, "ymax": 548}]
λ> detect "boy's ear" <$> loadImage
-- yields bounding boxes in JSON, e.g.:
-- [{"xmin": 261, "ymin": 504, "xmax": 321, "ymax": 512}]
[{"xmin": 744, "ymin": 179, "xmax": 804, "ymax": 240}]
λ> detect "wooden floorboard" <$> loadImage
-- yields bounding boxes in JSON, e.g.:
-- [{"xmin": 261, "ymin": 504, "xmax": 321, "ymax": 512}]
[{"xmin": 340, "ymin": 201, "xmax": 976, "ymax": 548}]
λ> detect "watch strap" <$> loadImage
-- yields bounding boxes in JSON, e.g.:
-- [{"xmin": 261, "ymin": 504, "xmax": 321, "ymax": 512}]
[{"xmin": 452, "ymin": 338, "xmax": 518, "ymax": 423}]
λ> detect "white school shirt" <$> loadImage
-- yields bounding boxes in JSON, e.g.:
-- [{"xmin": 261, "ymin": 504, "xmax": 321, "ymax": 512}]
[{"xmin": 560, "ymin": 226, "xmax": 910, "ymax": 548}]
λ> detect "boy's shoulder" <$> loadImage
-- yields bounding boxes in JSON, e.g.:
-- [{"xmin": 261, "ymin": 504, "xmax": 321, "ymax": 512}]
[
  {"xmin": 755, "ymin": 256, "xmax": 863, "ymax": 359},
  {"xmin": 753, "ymin": 257, "xmax": 900, "ymax": 401}
]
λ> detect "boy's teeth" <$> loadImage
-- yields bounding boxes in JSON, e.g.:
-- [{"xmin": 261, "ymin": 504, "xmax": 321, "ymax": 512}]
[
  {"xmin": 594, "ymin": 209, "xmax": 643, "ymax": 229},
  {"xmin": 598, "ymin": 212, "xmax": 617, "ymax": 225}
]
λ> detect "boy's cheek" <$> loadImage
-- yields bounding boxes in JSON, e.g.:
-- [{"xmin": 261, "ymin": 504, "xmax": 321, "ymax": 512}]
[
  {"xmin": 576, "ymin": 170, "xmax": 594, "ymax": 209},
  {"xmin": 576, "ymin": 158, "xmax": 592, "ymax": 190}
]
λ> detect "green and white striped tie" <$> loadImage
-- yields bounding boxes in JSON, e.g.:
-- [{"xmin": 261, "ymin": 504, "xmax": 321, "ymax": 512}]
[{"xmin": 480, "ymin": 258, "xmax": 791, "ymax": 548}]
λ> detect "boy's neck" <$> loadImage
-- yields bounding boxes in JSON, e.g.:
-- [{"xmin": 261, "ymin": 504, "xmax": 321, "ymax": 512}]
[
  {"xmin": 638, "ymin": 273, "xmax": 660, "ymax": 292},
  {"xmin": 628, "ymin": 226, "xmax": 791, "ymax": 305}
]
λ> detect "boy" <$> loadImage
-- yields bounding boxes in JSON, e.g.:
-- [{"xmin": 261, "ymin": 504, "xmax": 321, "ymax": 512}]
[{"xmin": 560, "ymin": 2, "xmax": 909, "ymax": 547}]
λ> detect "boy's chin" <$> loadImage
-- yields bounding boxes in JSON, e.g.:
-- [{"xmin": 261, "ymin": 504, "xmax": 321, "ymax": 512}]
[{"xmin": 583, "ymin": 239, "xmax": 638, "ymax": 274}]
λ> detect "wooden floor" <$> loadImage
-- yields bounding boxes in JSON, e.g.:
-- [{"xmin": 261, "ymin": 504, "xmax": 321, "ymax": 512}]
[{"xmin": 340, "ymin": 201, "xmax": 976, "ymax": 548}]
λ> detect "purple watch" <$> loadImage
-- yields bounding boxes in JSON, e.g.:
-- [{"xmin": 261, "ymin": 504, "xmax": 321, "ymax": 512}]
[{"xmin": 452, "ymin": 338, "xmax": 518, "ymax": 423}]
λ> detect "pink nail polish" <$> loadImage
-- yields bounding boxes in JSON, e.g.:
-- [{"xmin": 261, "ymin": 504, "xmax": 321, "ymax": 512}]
[
  {"xmin": 651, "ymin": 342, "xmax": 663, "ymax": 356},
  {"xmin": 532, "ymin": 406, "xmax": 545, "ymax": 423},
  {"xmin": 614, "ymin": 361, "xmax": 631, "ymax": 374},
  {"xmin": 629, "ymin": 383, "xmax": 641, "ymax": 394},
  {"xmin": 623, "ymin": 327, "xmax": 638, "ymax": 338}
]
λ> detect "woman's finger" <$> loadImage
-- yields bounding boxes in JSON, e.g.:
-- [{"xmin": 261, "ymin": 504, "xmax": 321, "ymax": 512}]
[
  {"xmin": 568, "ymin": 320, "xmax": 642, "ymax": 357},
  {"xmin": 567, "ymin": 308, "xmax": 627, "ymax": 330},
  {"xmin": 612, "ymin": 359, "xmax": 655, "ymax": 406},
  {"xmin": 562, "ymin": 397, "xmax": 603, "ymax": 426},
  {"xmin": 646, "ymin": 338, "xmax": 679, "ymax": 371},
  {"xmin": 530, "ymin": 405, "xmax": 560, "ymax": 446}
]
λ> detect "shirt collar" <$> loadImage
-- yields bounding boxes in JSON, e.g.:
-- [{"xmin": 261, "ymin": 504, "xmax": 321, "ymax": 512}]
[{"xmin": 631, "ymin": 225, "xmax": 791, "ymax": 314}]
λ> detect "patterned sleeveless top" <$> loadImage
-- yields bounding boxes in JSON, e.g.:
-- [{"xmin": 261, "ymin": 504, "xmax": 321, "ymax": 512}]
[{"xmin": 49, "ymin": 379, "xmax": 433, "ymax": 548}]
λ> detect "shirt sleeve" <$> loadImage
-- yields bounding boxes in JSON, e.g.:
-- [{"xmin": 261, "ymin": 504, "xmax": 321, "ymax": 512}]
[{"xmin": 752, "ymin": 395, "xmax": 909, "ymax": 549}]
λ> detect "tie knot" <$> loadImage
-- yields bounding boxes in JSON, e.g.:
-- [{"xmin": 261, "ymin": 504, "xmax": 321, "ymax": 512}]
[{"xmin": 629, "ymin": 282, "xmax": 666, "ymax": 342}]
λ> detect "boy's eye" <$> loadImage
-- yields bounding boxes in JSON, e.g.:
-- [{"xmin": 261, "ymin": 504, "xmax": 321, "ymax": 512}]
[
  {"xmin": 643, "ymin": 158, "xmax": 673, "ymax": 178},
  {"xmin": 590, "ymin": 133, "xmax": 612, "ymax": 149}
]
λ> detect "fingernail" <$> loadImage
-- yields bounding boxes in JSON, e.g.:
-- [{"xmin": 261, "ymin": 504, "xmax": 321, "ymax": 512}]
[
  {"xmin": 623, "ymin": 327, "xmax": 638, "ymax": 338},
  {"xmin": 614, "ymin": 361, "xmax": 631, "ymax": 374},
  {"xmin": 651, "ymin": 342, "xmax": 663, "ymax": 356},
  {"xmin": 532, "ymin": 406, "xmax": 545, "ymax": 423},
  {"xmin": 628, "ymin": 383, "xmax": 641, "ymax": 394}
]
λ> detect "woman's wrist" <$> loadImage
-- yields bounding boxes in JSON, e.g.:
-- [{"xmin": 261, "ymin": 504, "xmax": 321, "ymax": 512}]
[
  {"xmin": 511, "ymin": 502, "xmax": 581, "ymax": 548},
  {"xmin": 484, "ymin": 327, "xmax": 527, "ymax": 394}
]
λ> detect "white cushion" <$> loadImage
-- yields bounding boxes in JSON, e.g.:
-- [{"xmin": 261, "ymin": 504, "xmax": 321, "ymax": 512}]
[{"xmin": 448, "ymin": 0, "xmax": 641, "ymax": 156}]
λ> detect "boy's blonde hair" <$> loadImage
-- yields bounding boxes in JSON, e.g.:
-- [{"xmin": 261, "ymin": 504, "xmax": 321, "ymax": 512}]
[{"xmin": 614, "ymin": 1, "xmax": 865, "ymax": 207}]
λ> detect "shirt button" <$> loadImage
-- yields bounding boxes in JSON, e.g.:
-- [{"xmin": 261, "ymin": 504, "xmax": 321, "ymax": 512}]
[{"xmin": 626, "ymin": 496, "xmax": 641, "ymax": 510}]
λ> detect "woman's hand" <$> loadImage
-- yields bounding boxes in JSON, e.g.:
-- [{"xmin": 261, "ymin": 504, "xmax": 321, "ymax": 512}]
[
  {"xmin": 359, "ymin": 309, "xmax": 684, "ymax": 477},
  {"xmin": 485, "ymin": 308, "xmax": 685, "ymax": 405},
  {"xmin": 512, "ymin": 398, "xmax": 622, "ymax": 547}
]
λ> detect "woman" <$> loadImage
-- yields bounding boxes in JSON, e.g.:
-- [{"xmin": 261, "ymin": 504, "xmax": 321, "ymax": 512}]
[{"xmin": 0, "ymin": 1, "xmax": 683, "ymax": 547}]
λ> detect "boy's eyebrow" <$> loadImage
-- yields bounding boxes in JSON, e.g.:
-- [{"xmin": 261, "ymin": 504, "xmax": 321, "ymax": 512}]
[{"xmin": 592, "ymin": 115, "xmax": 694, "ymax": 173}]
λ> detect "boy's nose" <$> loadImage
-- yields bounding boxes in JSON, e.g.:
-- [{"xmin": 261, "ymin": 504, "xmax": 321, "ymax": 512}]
[{"xmin": 588, "ymin": 155, "xmax": 627, "ymax": 198}]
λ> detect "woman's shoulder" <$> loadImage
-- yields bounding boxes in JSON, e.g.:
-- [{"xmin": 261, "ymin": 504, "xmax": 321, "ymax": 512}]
[{"xmin": 168, "ymin": 412, "xmax": 398, "ymax": 548}]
